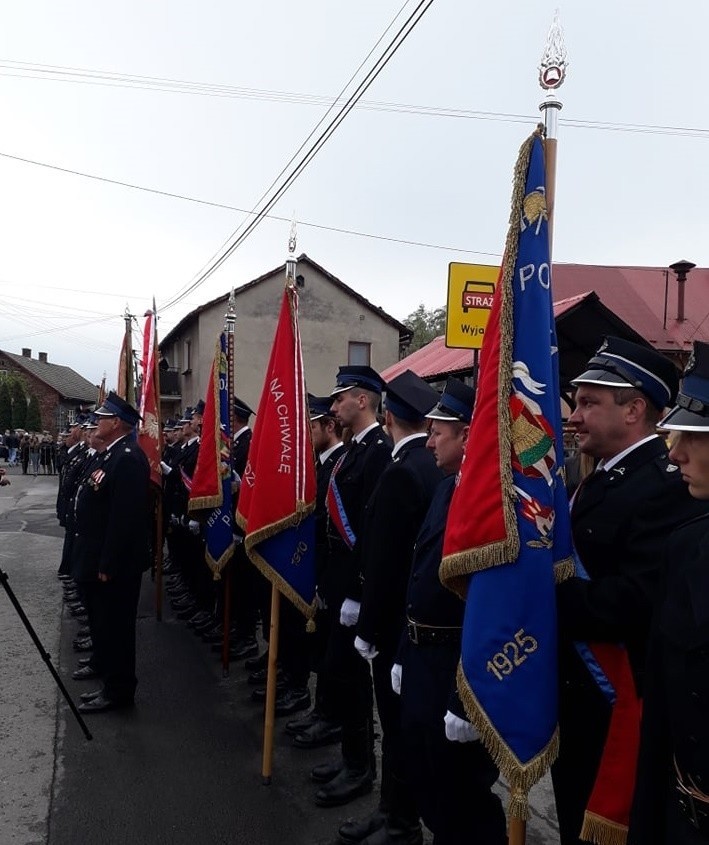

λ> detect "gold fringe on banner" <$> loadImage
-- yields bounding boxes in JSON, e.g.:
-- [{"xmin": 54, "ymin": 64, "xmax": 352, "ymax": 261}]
[
  {"xmin": 580, "ymin": 812, "xmax": 628, "ymax": 845},
  {"xmin": 554, "ymin": 556, "xmax": 576, "ymax": 584},
  {"xmin": 456, "ymin": 662, "xmax": 560, "ymax": 820},
  {"xmin": 244, "ymin": 500, "xmax": 318, "ymax": 620}
]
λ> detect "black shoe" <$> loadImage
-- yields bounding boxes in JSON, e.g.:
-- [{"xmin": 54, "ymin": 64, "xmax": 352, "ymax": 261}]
[
  {"xmin": 285, "ymin": 707, "xmax": 324, "ymax": 737},
  {"xmin": 176, "ymin": 605, "xmax": 199, "ymax": 620},
  {"xmin": 76, "ymin": 626, "xmax": 90, "ymax": 638},
  {"xmin": 232, "ymin": 637, "xmax": 258, "ymax": 661},
  {"xmin": 310, "ymin": 759, "xmax": 343, "ymax": 784},
  {"xmin": 73, "ymin": 637, "xmax": 93, "ymax": 652},
  {"xmin": 244, "ymin": 649, "xmax": 268, "ymax": 671},
  {"xmin": 293, "ymin": 719, "xmax": 343, "ymax": 749},
  {"xmin": 79, "ymin": 688, "xmax": 104, "ymax": 703},
  {"xmin": 339, "ymin": 810, "xmax": 388, "ymax": 845},
  {"xmin": 201, "ymin": 627, "xmax": 226, "ymax": 644},
  {"xmin": 78, "ymin": 656, "xmax": 94, "ymax": 667},
  {"xmin": 72, "ymin": 665, "xmax": 100, "ymax": 680},
  {"xmin": 358, "ymin": 821, "xmax": 423, "ymax": 845},
  {"xmin": 186, "ymin": 611, "xmax": 213, "ymax": 628},
  {"xmin": 171, "ymin": 597, "xmax": 196, "ymax": 612},
  {"xmin": 68, "ymin": 605, "xmax": 87, "ymax": 617},
  {"xmin": 275, "ymin": 687, "xmax": 311, "ymax": 717},
  {"xmin": 78, "ymin": 693, "xmax": 134, "ymax": 714},
  {"xmin": 314, "ymin": 766, "xmax": 373, "ymax": 807},
  {"xmin": 251, "ymin": 680, "xmax": 287, "ymax": 702},
  {"xmin": 248, "ymin": 666, "xmax": 284, "ymax": 686}
]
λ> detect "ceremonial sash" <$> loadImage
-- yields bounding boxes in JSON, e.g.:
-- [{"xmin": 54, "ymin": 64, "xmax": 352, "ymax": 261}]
[
  {"xmin": 326, "ymin": 451, "xmax": 356, "ymax": 549},
  {"xmin": 180, "ymin": 465, "xmax": 193, "ymax": 493}
]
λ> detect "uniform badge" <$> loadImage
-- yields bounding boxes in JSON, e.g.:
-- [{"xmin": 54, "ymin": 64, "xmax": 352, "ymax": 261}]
[
  {"xmin": 666, "ymin": 463, "xmax": 679, "ymax": 472},
  {"xmin": 89, "ymin": 468, "xmax": 106, "ymax": 490}
]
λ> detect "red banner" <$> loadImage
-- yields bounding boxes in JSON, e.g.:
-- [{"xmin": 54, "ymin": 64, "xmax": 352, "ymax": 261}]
[{"xmin": 138, "ymin": 309, "xmax": 161, "ymax": 487}]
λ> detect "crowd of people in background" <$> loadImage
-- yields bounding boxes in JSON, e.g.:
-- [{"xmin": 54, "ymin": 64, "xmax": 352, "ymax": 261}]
[{"xmin": 0, "ymin": 429, "xmax": 59, "ymax": 475}]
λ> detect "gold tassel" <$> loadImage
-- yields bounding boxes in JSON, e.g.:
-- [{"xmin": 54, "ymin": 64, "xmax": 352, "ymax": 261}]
[
  {"xmin": 580, "ymin": 812, "xmax": 628, "ymax": 845},
  {"xmin": 306, "ymin": 618, "xmax": 317, "ymax": 633},
  {"xmin": 554, "ymin": 557, "xmax": 575, "ymax": 584}
]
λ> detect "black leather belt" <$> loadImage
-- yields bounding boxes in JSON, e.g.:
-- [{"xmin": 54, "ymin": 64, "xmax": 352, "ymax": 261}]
[
  {"xmin": 406, "ymin": 618, "xmax": 462, "ymax": 646},
  {"xmin": 675, "ymin": 759, "xmax": 709, "ymax": 835}
]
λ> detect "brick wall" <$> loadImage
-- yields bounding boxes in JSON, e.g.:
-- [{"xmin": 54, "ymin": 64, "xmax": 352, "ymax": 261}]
[{"xmin": 0, "ymin": 357, "xmax": 63, "ymax": 435}]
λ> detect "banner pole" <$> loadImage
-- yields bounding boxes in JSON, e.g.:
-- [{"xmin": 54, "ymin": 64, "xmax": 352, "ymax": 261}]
[
  {"xmin": 152, "ymin": 302, "xmax": 165, "ymax": 622},
  {"xmin": 508, "ymin": 817, "xmax": 526, "ymax": 845},
  {"xmin": 222, "ymin": 289, "xmax": 237, "ymax": 676},
  {"xmin": 261, "ymin": 584, "xmax": 281, "ymax": 784}
]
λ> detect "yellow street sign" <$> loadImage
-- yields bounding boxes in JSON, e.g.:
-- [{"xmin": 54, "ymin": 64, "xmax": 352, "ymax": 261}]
[{"xmin": 445, "ymin": 263, "xmax": 499, "ymax": 349}]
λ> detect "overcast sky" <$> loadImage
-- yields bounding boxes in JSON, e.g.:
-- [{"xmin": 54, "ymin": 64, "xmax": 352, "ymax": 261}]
[{"xmin": 1, "ymin": 1, "xmax": 708, "ymax": 387}]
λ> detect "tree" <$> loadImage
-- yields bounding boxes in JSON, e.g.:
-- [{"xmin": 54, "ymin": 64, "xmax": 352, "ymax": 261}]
[
  {"xmin": 0, "ymin": 382, "xmax": 11, "ymax": 432},
  {"xmin": 26, "ymin": 394, "xmax": 42, "ymax": 432},
  {"xmin": 402, "ymin": 303, "xmax": 447, "ymax": 353},
  {"xmin": 10, "ymin": 380, "xmax": 27, "ymax": 430}
]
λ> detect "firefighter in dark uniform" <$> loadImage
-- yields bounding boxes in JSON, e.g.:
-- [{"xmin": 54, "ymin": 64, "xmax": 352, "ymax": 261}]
[
  {"xmin": 553, "ymin": 337, "xmax": 707, "ymax": 844},
  {"xmin": 397, "ymin": 377, "xmax": 506, "ymax": 845},
  {"xmin": 71, "ymin": 392, "xmax": 150, "ymax": 713},
  {"xmin": 56, "ymin": 417, "xmax": 89, "ymax": 577},
  {"xmin": 629, "ymin": 340, "xmax": 709, "ymax": 844},
  {"xmin": 286, "ymin": 395, "xmax": 345, "ymax": 745},
  {"xmin": 311, "ymin": 365, "xmax": 392, "ymax": 808},
  {"xmin": 340, "ymin": 370, "xmax": 443, "ymax": 845}
]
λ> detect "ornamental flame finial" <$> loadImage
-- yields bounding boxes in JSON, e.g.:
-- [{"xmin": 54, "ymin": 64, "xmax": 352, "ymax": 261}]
[{"xmin": 539, "ymin": 10, "xmax": 568, "ymax": 91}]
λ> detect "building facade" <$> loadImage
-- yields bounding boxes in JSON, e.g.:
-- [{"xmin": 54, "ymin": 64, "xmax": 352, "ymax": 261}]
[
  {"xmin": 0, "ymin": 348, "xmax": 98, "ymax": 434},
  {"xmin": 159, "ymin": 255, "xmax": 411, "ymax": 416}
]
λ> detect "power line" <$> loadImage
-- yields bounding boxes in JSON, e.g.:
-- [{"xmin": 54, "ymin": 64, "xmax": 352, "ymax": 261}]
[
  {"xmin": 3, "ymin": 58, "xmax": 709, "ymax": 139},
  {"xmin": 0, "ymin": 150, "xmax": 499, "ymax": 258},
  {"xmin": 158, "ymin": 0, "xmax": 436, "ymax": 314}
]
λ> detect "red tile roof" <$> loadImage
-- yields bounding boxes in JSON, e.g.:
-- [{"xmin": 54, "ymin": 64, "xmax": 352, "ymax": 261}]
[{"xmin": 552, "ymin": 263, "xmax": 709, "ymax": 352}]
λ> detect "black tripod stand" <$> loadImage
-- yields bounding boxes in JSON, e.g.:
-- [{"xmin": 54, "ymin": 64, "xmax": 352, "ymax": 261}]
[{"xmin": 0, "ymin": 566, "xmax": 92, "ymax": 741}]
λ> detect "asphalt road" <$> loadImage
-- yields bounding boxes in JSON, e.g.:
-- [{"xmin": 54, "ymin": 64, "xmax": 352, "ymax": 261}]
[{"xmin": 0, "ymin": 468, "xmax": 560, "ymax": 844}]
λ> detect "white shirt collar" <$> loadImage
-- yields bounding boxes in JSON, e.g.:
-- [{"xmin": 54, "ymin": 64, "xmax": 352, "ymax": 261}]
[
  {"xmin": 598, "ymin": 434, "xmax": 660, "ymax": 472},
  {"xmin": 233, "ymin": 425, "xmax": 250, "ymax": 441},
  {"xmin": 353, "ymin": 422, "xmax": 380, "ymax": 444},
  {"xmin": 67, "ymin": 443, "xmax": 79, "ymax": 454},
  {"xmin": 392, "ymin": 432, "xmax": 427, "ymax": 458},
  {"xmin": 319, "ymin": 442, "xmax": 344, "ymax": 464},
  {"xmin": 104, "ymin": 433, "xmax": 130, "ymax": 453}
]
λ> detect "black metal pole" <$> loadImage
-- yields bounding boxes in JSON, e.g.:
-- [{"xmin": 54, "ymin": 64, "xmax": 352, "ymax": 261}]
[{"xmin": 0, "ymin": 566, "xmax": 93, "ymax": 741}]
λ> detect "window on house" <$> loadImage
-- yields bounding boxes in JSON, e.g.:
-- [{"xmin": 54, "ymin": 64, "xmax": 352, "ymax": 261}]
[
  {"xmin": 348, "ymin": 342, "xmax": 371, "ymax": 366},
  {"xmin": 182, "ymin": 340, "xmax": 192, "ymax": 374}
]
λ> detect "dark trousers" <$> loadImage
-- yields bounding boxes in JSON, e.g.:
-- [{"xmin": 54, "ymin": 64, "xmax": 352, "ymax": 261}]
[
  {"xmin": 551, "ymin": 680, "xmax": 610, "ymax": 845},
  {"xmin": 372, "ymin": 644, "xmax": 419, "ymax": 823},
  {"xmin": 80, "ymin": 581, "xmax": 105, "ymax": 674},
  {"xmin": 96, "ymin": 573, "xmax": 142, "ymax": 703},
  {"xmin": 324, "ymin": 607, "xmax": 373, "ymax": 771},
  {"xmin": 279, "ymin": 598, "xmax": 310, "ymax": 688},
  {"xmin": 400, "ymin": 639, "xmax": 506, "ymax": 845},
  {"xmin": 58, "ymin": 529, "xmax": 74, "ymax": 576},
  {"xmin": 229, "ymin": 543, "xmax": 258, "ymax": 640}
]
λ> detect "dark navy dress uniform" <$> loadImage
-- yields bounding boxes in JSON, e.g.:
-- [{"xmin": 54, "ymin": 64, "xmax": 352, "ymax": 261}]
[
  {"xmin": 72, "ymin": 431, "xmax": 150, "ymax": 705},
  {"xmin": 553, "ymin": 337, "xmax": 708, "ymax": 845},
  {"xmin": 57, "ymin": 440, "xmax": 90, "ymax": 576},
  {"xmin": 356, "ymin": 371, "xmax": 443, "ymax": 833},
  {"xmin": 629, "ymin": 513, "xmax": 709, "ymax": 844},
  {"xmin": 629, "ymin": 341, "xmax": 709, "ymax": 844},
  {"xmin": 321, "ymin": 422, "xmax": 392, "ymax": 775},
  {"xmin": 399, "ymin": 475, "xmax": 506, "ymax": 845}
]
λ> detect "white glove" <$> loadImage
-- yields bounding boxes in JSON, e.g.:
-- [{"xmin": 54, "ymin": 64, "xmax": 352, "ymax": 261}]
[
  {"xmin": 391, "ymin": 663, "xmax": 402, "ymax": 695},
  {"xmin": 354, "ymin": 635, "xmax": 378, "ymax": 661},
  {"xmin": 169, "ymin": 514, "xmax": 180, "ymax": 526},
  {"xmin": 187, "ymin": 519, "xmax": 201, "ymax": 536},
  {"xmin": 160, "ymin": 460, "xmax": 172, "ymax": 475},
  {"xmin": 340, "ymin": 598, "xmax": 361, "ymax": 627},
  {"xmin": 444, "ymin": 710, "xmax": 480, "ymax": 743}
]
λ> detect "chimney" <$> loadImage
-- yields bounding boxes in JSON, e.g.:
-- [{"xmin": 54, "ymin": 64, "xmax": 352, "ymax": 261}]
[
  {"xmin": 21, "ymin": 348, "xmax": 31, "ymax": 358},
  {"xmin": 38, "ymin": 352, "xmax": 48, "ymax": 363},
  {"xmin": 670, "ymin": 259, "xmax": 697, "ymax": 323}
]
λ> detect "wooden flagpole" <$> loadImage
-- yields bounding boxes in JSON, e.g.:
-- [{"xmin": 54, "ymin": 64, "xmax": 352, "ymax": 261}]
[
  {"xmin": 152, "ymin": 300, "xmax": 165, "ymax": 622},
  {"xmin": 222, "ymin": 290, "xmax": 237, "ymax": 677},
  {"xmin": 508, "ymin": 14, "xmax": 567, "ymax": 845},
  {"xmin": 261, "ymin": 585, "xmax": 281, "ymax": 784},
  {"xmin": 261, "ymin": 222, "xmax": 299, "ymax": 784}
]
